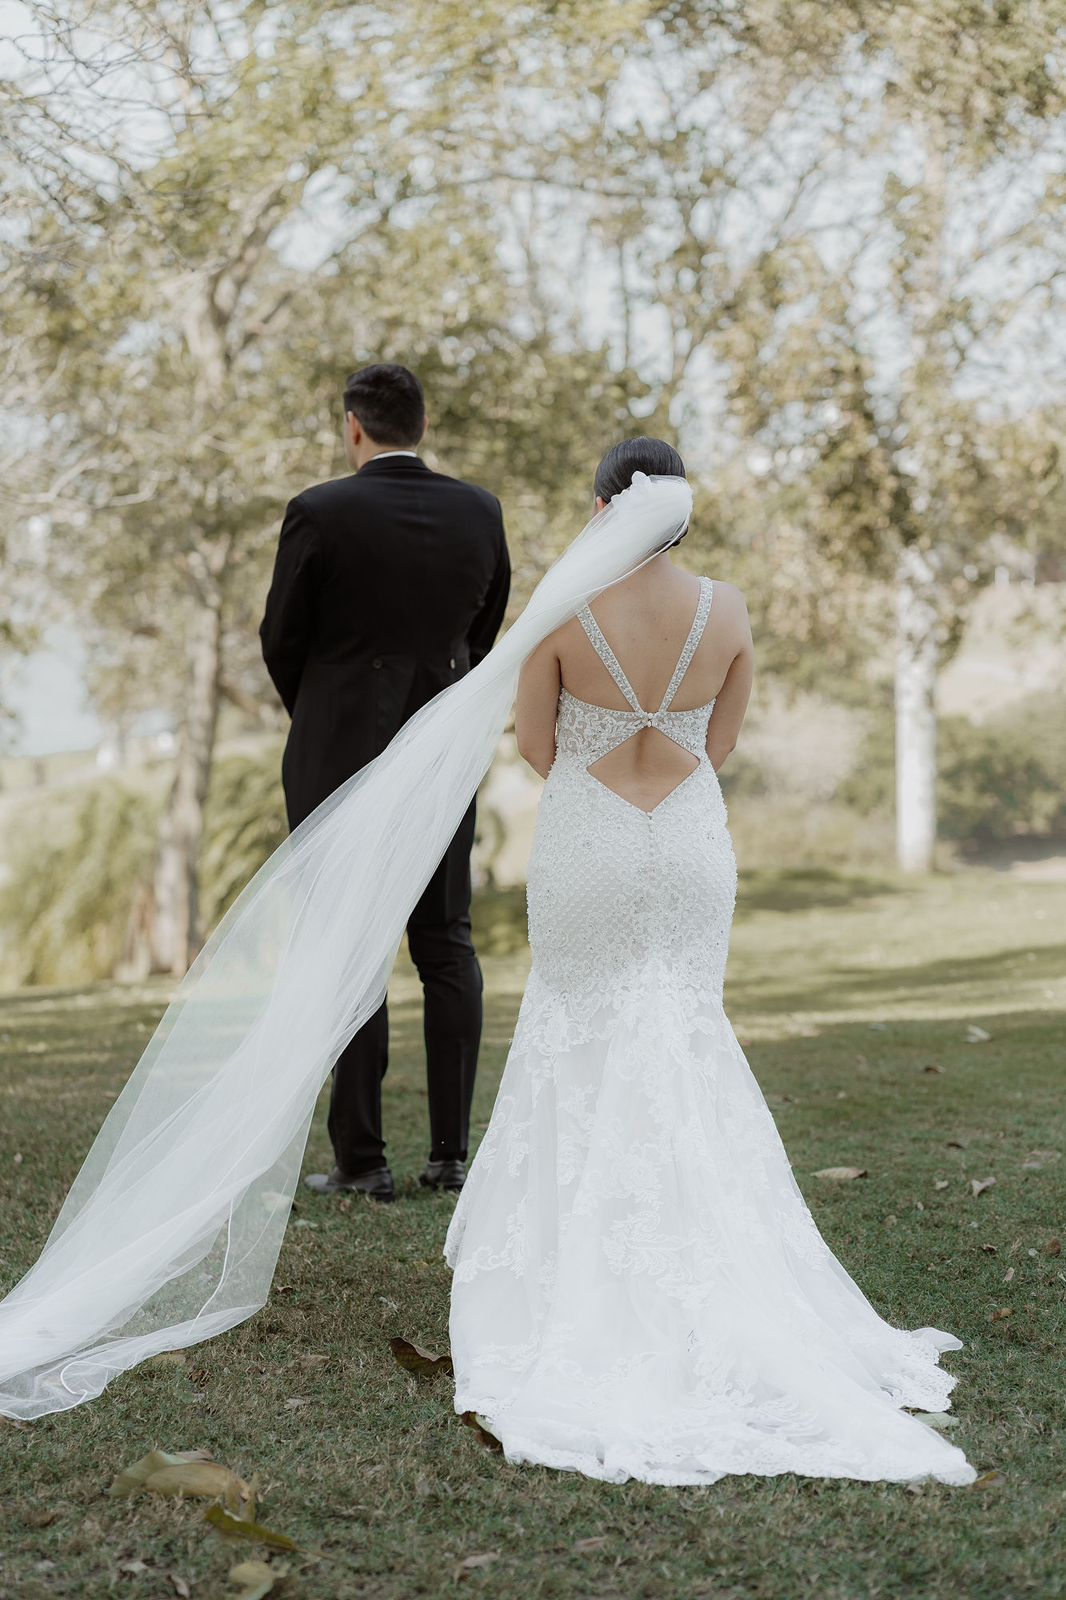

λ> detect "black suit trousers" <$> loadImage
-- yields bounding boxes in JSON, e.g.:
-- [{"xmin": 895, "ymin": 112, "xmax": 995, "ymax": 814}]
[{"xmin": 327, "ymin": 798, "xmax": 483, "ymax": 1174}]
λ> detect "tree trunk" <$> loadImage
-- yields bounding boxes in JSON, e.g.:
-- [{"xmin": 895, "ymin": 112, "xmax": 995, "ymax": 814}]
[
  {"xmin": 147, "ymin": 548, "xmax": 228, "ymax": 975},
  {"xmin": 894, "ymin": 542, "xmax": 939, "ymax": 874}
]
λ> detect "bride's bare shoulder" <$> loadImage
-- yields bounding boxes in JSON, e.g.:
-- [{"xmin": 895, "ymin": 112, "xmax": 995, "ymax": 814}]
[
  {"xmin": 702, "ymin": 579, "xmax": 753, "ymax": 648},
  {"xmin": 526, "ymin": 616, "xmax": 582, "ymax": 664},
  {"xmin": 704, "ymin": 577, "xmax": 747, "ymax": 609}
]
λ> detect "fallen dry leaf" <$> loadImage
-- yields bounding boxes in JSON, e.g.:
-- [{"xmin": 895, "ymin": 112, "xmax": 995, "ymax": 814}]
[
  {"xmin": 118, "ymin": 1559, "xmax": 151, "ymax": 1576},
  {"xmin": 460, "ymin": 1411, "xmax": 503, "ymax": 1453},
  {"xmin": 947, "ymin": 1139, "xmax": 967, "ymax": 1150},
  {"xmin": 456, "ymin": 1553, "xmax": 499, "ymax": 1573},
  {"xmin": 204, "ymin": 1505, "xmax": 299, "ymax": 1551},
  {"xmin": 231, "ymin": 1560, "xmax": 275, "ymax": 1583},
  {"xmin": 971, "ymin": 1470, "xmax": 1006, "ymax": 1489},
  {"xmin": 1003, "ymin": 1267, "xmax": 1015, "ymax": 1283},
  {"xmin": 934, "ymin": 1179, "xmax": 949, "ymax": 1190},
  {"xmin": 229, "ymin": 1558, "xmax": 288, "ymax": 1599},
  {"xmin": 169, "ymin": 1577, "xmax": 192, "ymax": 1599},
  {"xmin": 148, "ymin": 1352, "xmax": 187, "ymax": 1368},
  {"xmin": 965, "ymin": 1024, "xmax": 991, "ymax": 1043},
  {"xmin": 574, "ymin": 1536, "xmax": 608, "ymax": 1552},
  {"xmin": 23, "ymin": 1509, "xmax": 57, "ymax": 1528},
  {"xmin": 980, "ymin": 1244, "xmax": 997, "ymax": 1255},
  {"xmin": 389, "ymin": 1336, "xmax": 454, "ymax": 1379},
  {"xmin": 813, "ymin": 1167, "xmax": 868, "ymax": 1182},
  {"xmin": 922, "ymin": 1063, "xmax": 944, "ymax": 1074},
  {"xmin": 1022, "ymin": 1150, "xmax": 1060, "ymax": 1170},
  {"xmin": 1045, "ymin": 1237, "xmax": 1061, "ymax": 1256},
  {"xmin": 109, "ymin": 1448, "xmax": 214, "ymax": 1498},
  {"xmin": 970, "ymin": 1177, "xmax": 996, "ymax": 1198},
  {"xmin": 144, "ymin": 1462, "xmax": 252, "ymax": 1513},
  {"xmin": 991, "ymin": 1306, "xmax": 1013, "ymax": 1321}
]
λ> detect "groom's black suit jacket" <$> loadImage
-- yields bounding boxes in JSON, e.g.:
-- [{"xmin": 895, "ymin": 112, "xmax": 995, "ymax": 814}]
[{"xmin": 260, "ymin": 454, "xmax": 510, "ymax": 830}]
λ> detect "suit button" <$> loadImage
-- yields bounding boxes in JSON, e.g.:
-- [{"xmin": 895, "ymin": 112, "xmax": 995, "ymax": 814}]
[{"xmin": 371, "ymin": 657, "xmax": 382, "ymax": 669}]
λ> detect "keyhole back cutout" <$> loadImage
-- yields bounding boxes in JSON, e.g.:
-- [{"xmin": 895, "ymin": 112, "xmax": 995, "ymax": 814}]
[
  {"xmin": 576, "ymin": 579, "xmax": 714, "ymax": 815},
  {"xmin": 586, "ymin": 728, "xmax": 701, "ymax": 815}
]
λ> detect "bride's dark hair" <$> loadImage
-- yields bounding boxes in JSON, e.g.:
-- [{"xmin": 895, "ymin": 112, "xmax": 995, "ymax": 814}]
[{"xmin": 594, "ymin": 436, "xmax": 686, "ymax": 502}]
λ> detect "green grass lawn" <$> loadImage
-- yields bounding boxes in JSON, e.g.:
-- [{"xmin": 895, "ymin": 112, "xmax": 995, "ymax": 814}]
[{"xmin": 1, "ymin": 868, "xmax": 1063, "ymax": 1600}]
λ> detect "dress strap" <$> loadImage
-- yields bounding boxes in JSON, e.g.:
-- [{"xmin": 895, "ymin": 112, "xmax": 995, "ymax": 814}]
[
  {"xmin": 658, "ymin": 578, "xmax": 713, "ymax": 712},
  {"xmin": 577, "ymin": 605, "xmax": 644, "ymax": 713}
]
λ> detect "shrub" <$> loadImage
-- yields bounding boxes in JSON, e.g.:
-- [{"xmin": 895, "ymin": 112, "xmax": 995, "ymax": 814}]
[
  {"xmin": 0, "ymin": 749, "xmax": 287, "ymax": 988},
  {"xmin": 840, "ymin": 695, "xmax": 1066, "ymax": 842},
  {"xmin": 200, "ymin": 753, "xmax": 287, "ymax": 928},
  {"xmin": 0, "ymin": 781, "xmax": 160, "ymax": 988}
]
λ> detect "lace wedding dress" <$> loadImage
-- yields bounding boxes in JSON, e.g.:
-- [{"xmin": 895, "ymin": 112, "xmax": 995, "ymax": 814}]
[{"xmin": 446, "ymin": 579, "xmax": 976, "ymax": 1487}]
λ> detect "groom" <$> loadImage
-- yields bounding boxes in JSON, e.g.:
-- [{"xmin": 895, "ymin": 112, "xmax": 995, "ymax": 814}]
[{"xmin": 260, "ymin": 363, "xmax": 510, "ymax": 1201}]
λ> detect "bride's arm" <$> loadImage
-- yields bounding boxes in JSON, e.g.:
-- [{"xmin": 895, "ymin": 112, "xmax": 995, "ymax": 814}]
[
  {"xmin": 706, "ymin": 585, "xmax": 754, "ymax": 773},
  {"xmin": 515, "ymin": 636, "xmax": 562, "ymax": 778}
]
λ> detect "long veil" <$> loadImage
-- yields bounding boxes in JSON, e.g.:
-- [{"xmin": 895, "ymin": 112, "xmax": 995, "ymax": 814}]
[{"xmin": 0, "ymin": 472, "xmax": 693, "ymax": 1420}]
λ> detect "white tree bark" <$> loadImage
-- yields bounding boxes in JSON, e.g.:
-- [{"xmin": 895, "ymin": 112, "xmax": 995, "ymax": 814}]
[{"xmin": 895, "ymin": 542, "xmax": 939, "ymax": 873}]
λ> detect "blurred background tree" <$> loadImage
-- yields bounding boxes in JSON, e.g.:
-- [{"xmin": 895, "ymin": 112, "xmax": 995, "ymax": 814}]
[
  {"xmin": 1, "ymin": 0, "xmax": 1064, "ymax": 984},
  {"xmin": 2, "ymin": 0, "xmax": 644, "ymax": 972}
]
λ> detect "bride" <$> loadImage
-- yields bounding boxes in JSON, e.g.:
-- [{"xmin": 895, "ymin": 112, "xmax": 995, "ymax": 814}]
[
  {"xmin": 445, "ymin": 438, "xmax": 975, "ymax": 1485},
  {"xmin": 0, "ymin": 440, "xmax": 975, "ymax": 1487}
]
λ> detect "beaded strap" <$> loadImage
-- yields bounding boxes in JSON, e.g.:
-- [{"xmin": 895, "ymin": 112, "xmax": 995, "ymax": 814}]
[
  {"xmin": 577, "ymin": 606, "xmax": 644, "ymax": 713},
  {"xmin": 659, "ymin": 579, "xmax": 713, "ymax": 712},
  {"xmin": 578, "ymin": 577, "xmax": 713, "ymax": 716}
]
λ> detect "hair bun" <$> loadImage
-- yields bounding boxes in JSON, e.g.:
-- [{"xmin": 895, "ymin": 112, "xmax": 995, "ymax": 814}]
[{"xmin": 593, "ymin": 438, "xmax": 685, "ymax": 504}]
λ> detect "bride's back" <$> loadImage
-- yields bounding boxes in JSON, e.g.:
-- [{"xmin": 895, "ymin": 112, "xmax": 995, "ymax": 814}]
[{"xmin": 552, "ymin": 559, "xmax": 750, "ymax": 813}]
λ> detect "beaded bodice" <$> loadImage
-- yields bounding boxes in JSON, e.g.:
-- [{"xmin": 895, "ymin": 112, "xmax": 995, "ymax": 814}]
[{"xmin": 555, "ymin": 578, "xmax": 715, "ymax": 766}]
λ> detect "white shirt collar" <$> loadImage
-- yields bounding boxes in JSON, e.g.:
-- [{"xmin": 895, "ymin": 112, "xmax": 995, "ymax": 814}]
[{"xmin": 369, "ymin": 450, "xmax": 419, "ymax": 461}]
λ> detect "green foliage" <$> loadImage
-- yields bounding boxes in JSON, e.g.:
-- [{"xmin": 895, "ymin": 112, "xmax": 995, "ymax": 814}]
[
  {"xmin": 841, "ymin": 696, "xmax": 1066, "ymax": 842},
  {"xmin": 200, "ymin": 750, "xmax": 287, "ymax": 929},
  {"xmin": 0, "ymin": 781, "xmax": 160, "ymax": 988},
  {"xmin": 6, "ymin": 0, "xmax": 1065, "ymax": 941},
  {"xmin": 0, "ymin": 749, "xmax": 287, "ymax": 988}
]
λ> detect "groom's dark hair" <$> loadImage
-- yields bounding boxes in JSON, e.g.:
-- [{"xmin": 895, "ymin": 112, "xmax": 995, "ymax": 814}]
[
  {"xmin": 343, "ymin": 363, "xmax": 425, "ymax": 447},
  {"xmin": 595, "ymin": 436, "xmax": 686, "ymax": 502}
]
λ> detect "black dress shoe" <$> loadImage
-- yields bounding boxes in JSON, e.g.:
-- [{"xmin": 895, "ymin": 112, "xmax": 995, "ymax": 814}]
[
  {"xmin": 304, "ymin": 1165, "xmax": 395, "ymax": 1202},
  {"xmin": 419, "ymin": 1159, "xmax": 466, "ymax": 1193}
]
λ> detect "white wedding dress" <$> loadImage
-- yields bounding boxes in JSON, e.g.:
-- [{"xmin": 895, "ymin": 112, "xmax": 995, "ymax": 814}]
[{"xmin": 446, "ymin": 579, "xmax": 976, "ymax": 1487}]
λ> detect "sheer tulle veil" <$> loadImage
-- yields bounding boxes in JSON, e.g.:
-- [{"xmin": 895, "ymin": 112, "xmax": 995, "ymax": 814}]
[{"xmin": 0, "ymin": 471, "xmax": 692, "ymax": 1420}]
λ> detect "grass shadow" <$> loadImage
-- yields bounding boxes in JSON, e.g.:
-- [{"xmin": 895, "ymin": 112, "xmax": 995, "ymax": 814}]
[
  {"xmin": 727, "ymin": 941, "xmax": 1066, "ymax": 1018},
  {"xmin": 736, "ymin": 867, "xmax": 901, "ymax": 917}
]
